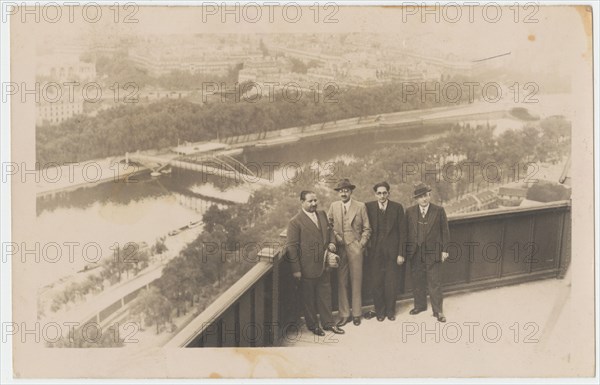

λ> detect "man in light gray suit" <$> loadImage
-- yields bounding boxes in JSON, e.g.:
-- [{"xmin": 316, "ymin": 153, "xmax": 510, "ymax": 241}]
[{"xmin": 327, "ymin": 178, "xmax": 372, "ymax": 326}]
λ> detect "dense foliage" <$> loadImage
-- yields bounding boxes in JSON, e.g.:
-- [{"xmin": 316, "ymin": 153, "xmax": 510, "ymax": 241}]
[{"xmin": 37, "ymin": 81, "xmax": 474, "ymax": 165}]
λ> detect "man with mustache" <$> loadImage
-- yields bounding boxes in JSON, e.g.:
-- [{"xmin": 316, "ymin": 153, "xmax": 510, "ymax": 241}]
[
  {"xmin": 327, "ymin": 178, "xmax": 372, "ymax": 327},
  {"xmin": 287, "ymin": 190, "xmax": 345, "ymax": 336}
]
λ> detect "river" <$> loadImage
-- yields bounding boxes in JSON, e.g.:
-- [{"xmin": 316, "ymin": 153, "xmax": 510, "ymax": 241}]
[{"xmin": 34, "ymin": 120, "xmax": 488, "ymax": 288}]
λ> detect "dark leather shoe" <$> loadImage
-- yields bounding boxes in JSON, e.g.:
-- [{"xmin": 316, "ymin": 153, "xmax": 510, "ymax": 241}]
[
  {"xmin": 376, "ymin": 316, "xmax": 385, "ymax": 322},
  {"xmin": 309, "ymin": 327, "xmax": 325, "ymax": 336},
  {"xmin": 363, "ymin": 310, "xmax": 377, "ymax": 320},
  {"xmin": 433, "ymin": 312, "xmax": 446, "ymax": 323},
  {"xmin": 409, "ymin": 307, "xmax": 427, "ymax": 315},
  {"xmin": 324, "ymin": 325, "xmax": 345, "ymax": 334},
  {"xmin": 387, "ymin": 315, "xmax": 396, "ymax": 321},
  {"xmin": 353, "ymin": 316, "xmax": 361, "ymax": 326},
  {"xmin": 337, "ymin": 316, "xmax": 351, "ymax": 327}
]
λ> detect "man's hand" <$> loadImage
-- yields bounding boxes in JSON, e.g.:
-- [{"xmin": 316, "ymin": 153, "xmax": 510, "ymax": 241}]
[
  {"xmin": 293, "ymin": 271, "xmax": 301, "ymax": 279},
  {"xmin": 441, "ymin": 252, "xmax": 449, "ymax": 262},
  {"xmin": 328, "ymin": 243, "xmax": 337, "ymax": 252},
  {"xmin": 335, "ymin": 233, "xmax": 343, "ymax": 243},
  {"xmin": 396, "ymin": 255, "xmax": 405, "ymax": 265}
]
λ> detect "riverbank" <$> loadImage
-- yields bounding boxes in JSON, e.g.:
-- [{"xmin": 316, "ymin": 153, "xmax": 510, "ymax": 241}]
[{"xmin": 35, "ymin": 98, "xmax": 529, "ymax": 200}]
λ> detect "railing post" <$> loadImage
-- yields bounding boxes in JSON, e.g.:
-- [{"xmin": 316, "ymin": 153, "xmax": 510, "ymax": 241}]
[
  {"xmin": 255, "ymin": 233, "xmax": 296, "ymax": 346},
  {"xmin": 274, "ymin": 231, "xmax": 303, "ymax": 346},
  {"xmin": 558, "ymin": 203, "xmax": 572, "ymax": 278},
  {"xmin": 271, "ymin": 251, "xmax": 282, "ymax": 346},
  {"xmin": 258, "ymin": 246, "xmax": 283, "ymax": 346}
]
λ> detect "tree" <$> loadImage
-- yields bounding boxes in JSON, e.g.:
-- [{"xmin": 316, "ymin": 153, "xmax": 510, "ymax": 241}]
[
  {"xmin": 537, "ymin": 116, "xmax": 571, "ymax": 163},
  {"xmin": 207, "ymin": 225, "xmax": 228, "ymax": 287},
  {"xmin": 288, "ymin": 57, "xmax": 309, "ymax": 74},
  {"xmin": 521, "ymin": 125, "xmax": 541, "ymax": 162},
  {"xmin": 496, "ymin": 129, "xmax": 527, "ymax": 167},
  {"xmin": 129, "ymin": 287, "xmax": 173, "ymax": 334},
  {"xmin": 259, "ymin": 38, "xmax": 269, "ymax": 56},
  {"xmin": 48, "ymin": 323, "xmax": 124, "ymax": 348},
  {"xmin": 202, "ymin": 204, "xmax": 232, "ymax": 233},
  {"xmin": 526, "ymin": 183, "xmax": 571, "ymax": 202},
  {"xmin": 151, "ymin": 237, "xmax": 168, "ymax": 255},
  {"xmin": 156, "ymin": 257, "xmax": 190, "ymax": 317}
]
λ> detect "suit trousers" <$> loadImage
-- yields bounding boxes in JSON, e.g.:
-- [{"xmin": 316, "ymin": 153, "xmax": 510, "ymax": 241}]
[
  {"xmin": 300, "ymin": 272, "xmax": 334, "ymax": 330},
  {"xmin": 369, "ymin": 251, "xmax": 398, "ymax": 318},
  {"xmin": 410, "ymin": 246, "xmax": 443, "ymax": 314},
  {"xmin": 338, "ymin": 241, "xmax": 364, "ymax": 318}
]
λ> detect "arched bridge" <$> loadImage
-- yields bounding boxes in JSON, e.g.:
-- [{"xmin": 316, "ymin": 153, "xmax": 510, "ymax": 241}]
[{"xmin": 125, "ymin": 152, "xmax": 272, "ymax": 187}]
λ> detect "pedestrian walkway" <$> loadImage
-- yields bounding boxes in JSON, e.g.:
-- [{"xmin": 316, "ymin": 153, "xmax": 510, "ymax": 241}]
[{"xmin": 284, "ymin": 276, "xmax": 571, "ymax": 351}]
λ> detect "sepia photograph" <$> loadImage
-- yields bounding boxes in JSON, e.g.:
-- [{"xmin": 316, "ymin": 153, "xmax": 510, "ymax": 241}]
[{"xmin": 1, "ymin": 1, "xmax": 597, "ymax": 381}]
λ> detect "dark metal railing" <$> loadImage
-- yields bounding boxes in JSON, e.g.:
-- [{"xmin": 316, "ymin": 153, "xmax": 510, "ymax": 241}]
[{"xmin": 169, "ymin": 200, "xmax": 571, "ymax": 347}]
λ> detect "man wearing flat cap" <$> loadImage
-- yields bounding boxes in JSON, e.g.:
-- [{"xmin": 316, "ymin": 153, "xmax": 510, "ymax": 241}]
[
  {"xmin": 405, "ymin": 183, "xmax": 450, "ymax": 322},
  {"xmin": 327, "ymin": 178, "xmax": 372, "ymax": 326}
]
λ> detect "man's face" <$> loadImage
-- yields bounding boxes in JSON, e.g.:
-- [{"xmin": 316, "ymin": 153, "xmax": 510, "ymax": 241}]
[
  {"xmin": 338, "ymin": 188, "xmax": 352, "ymax": 203},
  {"xmin": 375, "ymin": 186, "xmax": 389, "ymax": 204},
  {"xmin": 416, "ymin": 192, "xmax": 431, "ymax": 207},
  {"xmin": 302, "ymin": 193, "xmax": 318, "ymax": 212}
]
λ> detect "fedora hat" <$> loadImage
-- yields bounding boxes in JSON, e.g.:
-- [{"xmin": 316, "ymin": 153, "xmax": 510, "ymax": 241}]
[
  {"xmin": 334, "ymin": 178, "xmax": 356, "ymax": 191},
  {"xmin": 413, "ymin": 182, "xmax": 432, "ymax": 198}
]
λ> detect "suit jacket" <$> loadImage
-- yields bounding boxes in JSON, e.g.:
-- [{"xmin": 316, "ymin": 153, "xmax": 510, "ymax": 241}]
[
  {"xmin": 327, "ymin": 199, "xmax": 372, "ymax": 248},
  {"xmin": 406, "ymin": 203, "xmax": 450, "ymax": 264},
  {"xmin": 286, "ymin": 209, "xmax": 336, "ymax": 279},
  {"xmin": 366, "ymin": 200, "xmax": 407, "ymax": 260}
]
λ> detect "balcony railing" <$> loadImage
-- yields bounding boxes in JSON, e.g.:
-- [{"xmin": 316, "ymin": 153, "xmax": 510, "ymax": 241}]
[{"xmin": 166, "ymin": 200, "xmax": 571, "ymax": 348}]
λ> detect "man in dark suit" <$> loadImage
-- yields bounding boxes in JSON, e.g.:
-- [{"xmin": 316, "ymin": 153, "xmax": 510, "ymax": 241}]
[
  {"xmin": 406, "ymin": 183, "xmax": 450, "ymax": 322},
  {"xmin": 287, "ymin": 190, "xmax": 345, "ymax": 336},
  {"xmin": 364, "ymin": 181, "xmax": 407, "ymax": 322}
]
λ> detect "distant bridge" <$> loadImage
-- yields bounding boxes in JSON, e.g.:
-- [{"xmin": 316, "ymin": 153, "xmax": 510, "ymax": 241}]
[{"xmin": 126, "ymin": 152, "xmax": 272, "ymax": 187}]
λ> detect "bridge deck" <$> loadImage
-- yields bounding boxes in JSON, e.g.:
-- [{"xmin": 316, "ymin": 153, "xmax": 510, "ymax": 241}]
[{"xmin": 130, "ymin": 153, "xmax": 273, "ymax": 187}]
